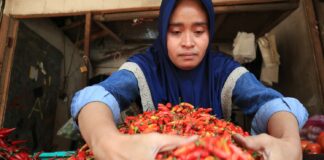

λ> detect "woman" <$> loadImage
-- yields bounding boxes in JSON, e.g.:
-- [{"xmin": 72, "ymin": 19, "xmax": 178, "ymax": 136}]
[{"xmin": 71, "ymin": 0, "xmax": 308, "ymax": 159}]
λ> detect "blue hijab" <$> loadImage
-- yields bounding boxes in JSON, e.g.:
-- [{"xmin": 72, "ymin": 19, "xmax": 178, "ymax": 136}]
[{"xmin": 127, "ymin": 0, "xmax": 239, "ymax": 118}]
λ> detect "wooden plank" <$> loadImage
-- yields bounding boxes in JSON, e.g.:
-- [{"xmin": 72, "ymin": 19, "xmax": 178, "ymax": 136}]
[
  {"xmin": 61, "ymin": 20, "xmax": 84, "ymax": 31},
  {"xmin": 93, "ymin": 11, "xmax": 159, "ymax": 22},
  {"xmin": 215, "ymin": 14, "xmax": 227, "ymax": 35},
  {"xmin": 214, "ymin": 2, "xmax": 298, "ymax": 13},
  {"xmin": 84, "ymin": 12, "xmax": 91, "ymax": 58},
  {"xmin": 212, "ymin": 0, "xmax": 290, "ymax": 5},
  {"xmin": 313, "ymin": 0, "xmax": 324, "ymax": 53},
  {"xmin": 94, "ymin": 21, "xmax": 123, "ymax": 43},
  {"xmin": 10, "ymin": 1, "xmax": 297, "ymax": 19},
  {"xmin": 83, "ymin": 12, "xmax": 91, "ymax": 86},
  {"xmin": 93, "ymin": 3, "xmax": 298, "ymax": 22},
  {"xmin": 258, "ymin": 10, "xmax": 295, "ymax": 37},
  {"xmin": 303, "ymin": 0, "xmax": 324, "ymax": 105},
  {"xmin": 77, "ymin": 30, "xmax": 110, "ymax": 46},
  {"xmin": 0, "ymin": 19, "xmax": 19, "ymax": 127},
  {"xmin": 0, "ymin": 15, "xmax": 10, "ymax": 74}
]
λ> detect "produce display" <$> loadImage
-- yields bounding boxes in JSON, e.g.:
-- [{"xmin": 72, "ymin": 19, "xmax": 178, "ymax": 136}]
[
  {"xmin": 0, "ymin": 102, "xmax": 260, "ymax": 159},
  {"xmin": 300, "ymin": 115, "xmax": 324, "ymax": 155},
  {"xmin": 3, "ymin": 103, "xmax": 324, "ymax": 159},
  {"xmin": 0, "ymin": 128, "xmax": 41, "ymax": 160},
  {"xmin": 301, "ymin": 131, "xmax": 324, "ymax": 154},
  {"xmin": 70, "ymin": 102, "xmax": 258, "ymax": 160}
]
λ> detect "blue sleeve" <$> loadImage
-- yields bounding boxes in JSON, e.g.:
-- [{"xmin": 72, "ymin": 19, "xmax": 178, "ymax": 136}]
[
  {"xmin": 71, "ymin": 86, "xmax": 120, "ymax": 123},
  {"xmin": 233, "ymin": 72, "xmax": 309, "ymax": 134},
  {"xmin": 251, "ymin": 98, "xmax": 308, "ymax": 134},
  {"xmin": 98, "ymin": 70, "xmax": 139, "ymax": 111},
  {"xmin": 70, "ymin": 70, "xmax": 139, "ymax": 123}
]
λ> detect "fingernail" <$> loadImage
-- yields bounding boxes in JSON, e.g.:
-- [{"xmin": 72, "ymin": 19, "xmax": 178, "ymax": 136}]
[{"xmin": 188, "ymin": 135, "xmax": 199, "ymax": 141}]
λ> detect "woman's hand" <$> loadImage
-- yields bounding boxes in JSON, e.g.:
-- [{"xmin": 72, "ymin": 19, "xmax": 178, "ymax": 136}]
[
  {"xmin": 233, "ymin": 111, "xmax": 302, "ymax": 160},
  {"xmin": 233, "ymin": 133, "xmax": 302, "ymax": 160},
  {"xmin": 78, "ymin": 102, "xmax": 198, "ymax": 160},
  {"xmin": 91, "ymin": 133, "xmax": 198, "ymax": 160}
]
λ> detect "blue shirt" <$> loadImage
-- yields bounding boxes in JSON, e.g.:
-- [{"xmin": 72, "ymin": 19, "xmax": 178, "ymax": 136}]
[{"xmin": 71, "ymin": 69, "xmax": 308, "ymax": 134}]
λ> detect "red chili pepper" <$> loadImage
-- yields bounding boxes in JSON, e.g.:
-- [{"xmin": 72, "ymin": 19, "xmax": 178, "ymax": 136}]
[
  {"xmin": 0, "ymin": 128, "xmax": 16, "ymax": 138},
  {"xmin": 179, "ymin": 102, "xmax": 194, "ymax": 109},
  {"xmin": 166, "ymin": 103, "xmax": 172, "ymax": 109},
  {"xmin": 13, "ymin": 152, "xmax": 30, "ymax": 160},
  {"xmin": 173, "ymin": 143, "xmax": 196, "ymax": 156},
  {"xmin": 211, "ymin": 147, "xmax": 230, "ymax": 158},
  {"xmin": 185, "ymin": 123, "xmax": 193, "ymax": 133},
  {"xmin": 33, "ymin": 151, "xmax": 43, "ymax": 159},
  {"xmin": 10, "ymin": 140, "xmax": 28, "ymax": 146},
  {"xmin": 185, "ymin": 148, "xmax": 209, "ymax": 160},
  {"xmin": 158, "ymin": 104, "xmax": 169, "ymax": 111},
  {"xmin": 76, "ymin": 150, "xmax": 86, "ymax": 159}
]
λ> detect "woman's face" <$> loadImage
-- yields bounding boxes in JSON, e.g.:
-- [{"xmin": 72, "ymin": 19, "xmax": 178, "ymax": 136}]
[{"xmin": 167, "ymin": 0, "xmax": 209, "ymax": 70}]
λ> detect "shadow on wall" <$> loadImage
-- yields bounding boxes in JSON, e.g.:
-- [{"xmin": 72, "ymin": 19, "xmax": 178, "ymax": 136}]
[{"xmin": 5, "ymin": 23, "xmax": 63, "ymax": 152}]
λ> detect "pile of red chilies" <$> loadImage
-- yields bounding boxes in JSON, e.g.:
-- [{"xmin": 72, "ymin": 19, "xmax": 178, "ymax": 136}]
[
  {"xmin": 72, "ymin": 102, "xmax": 258, "ymax": 160},
  {"xmin": 119, "ymin": 102, "xmax": 255, "ymax": 160},
  {"xmin": 0, "ymin": 128, "xmax": 41, "ymax": 160},
  {"xmin": 119, "ymin": 102, "xmax": 250, "ymax": 138}
]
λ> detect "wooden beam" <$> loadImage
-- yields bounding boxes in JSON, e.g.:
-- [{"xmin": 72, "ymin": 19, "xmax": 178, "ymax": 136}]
[
  {"xmin": 0, "ymin": 19, "xmax": 19, "ymax": 127},
  {"xmin": 303, "ymin": 0, "xmax": 324, "ymax": 107},
  {"xmin": 93, "ymin": 11, "xmax": 159, "ymax": 22},
  {"xmin": 258, "ymin": 10, "xmax": 295, "ymax": 37},
  {"xmin": 11, "ymin": 1, "xmax": 299, "ymax": 19},
  {"xmin": 61, "ymin": 20, "xmax": 84, "ymax": 31},
  {"xmin": 94, "ymin": 21, "xmax": 123, "ymax": 43},
  {"xmin": 0, "ymin": 16, "xmax": 10, "ymax": 74},
  {"xmin": 214, "ymin": 3, "xmax": 298, "ymax": 13},
  {"xmin": 7, "ymin": 0, "xmax": 295, "ymax": 19},
  {"xmin": 93, "ymin": 3, "xmax": 298, "ymax": 22},
  {"xmin": 83, "ymin": 12, "xmax": 91, "ymax": 85},
  {"xmin": 84, "ymin": 12, "xmax": 91, "ymax": 58},
  {"xmin": 94, "ymin": 45, "xmax": 149, "ymax": 64},
  {"xmin": 215, "ymin": 14, "xmax": 227, "ymax": 35},
  {"xmin": 77, "ymin": 30, "xmax": 110, "ymax": 46}
]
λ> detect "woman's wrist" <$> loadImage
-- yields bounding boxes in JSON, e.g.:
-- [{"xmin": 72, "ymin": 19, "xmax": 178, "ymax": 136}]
[{"xmin": 89, "ymin": 126, "xmax": 123, "ymax": 149}]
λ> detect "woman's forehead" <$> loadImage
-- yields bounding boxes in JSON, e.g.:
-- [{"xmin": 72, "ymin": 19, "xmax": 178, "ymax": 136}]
[
  {"xmin": 169, "ymin": 0, "xmax": 208, "ymax": 23},
  {"xmin": 173, "ymin": 0, "xmax": 206, "ymax": 13}
]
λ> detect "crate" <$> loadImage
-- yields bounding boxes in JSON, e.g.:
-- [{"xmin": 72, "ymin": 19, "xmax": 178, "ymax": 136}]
[{"xmin": 34, "ymin": 151, "xmax": 75, "ymax": 159}]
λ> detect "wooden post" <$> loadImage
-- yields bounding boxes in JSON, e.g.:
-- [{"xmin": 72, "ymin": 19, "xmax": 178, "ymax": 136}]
[
  {"xmin": 83, "ymin": 12, "xmax": 91, "ymax": 86},
  {"xmin": 303, "ymin": 0, "xmax": 324, "ymax": 108},
  {"xmin": 0, "ymin": 17, "xmax": 19, "ymax": 127},
  {"xmin": 0, "ymin": 16, "xmax": 10, "ymax": 74}
]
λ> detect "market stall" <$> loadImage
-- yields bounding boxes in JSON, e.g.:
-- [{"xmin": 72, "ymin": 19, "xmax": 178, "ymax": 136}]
[{"xmin": 0, "ymin": 0, "xmax": 323, "ymax": 159}]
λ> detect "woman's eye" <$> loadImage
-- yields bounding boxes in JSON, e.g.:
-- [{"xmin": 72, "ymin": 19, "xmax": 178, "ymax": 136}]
[
  {"xmin": 194, "ymin": 30, "xmax": 205, "ymax": 35},
  {"xmin": 170, "ymin": 30, "xmax": 181, "ymax": 35}
]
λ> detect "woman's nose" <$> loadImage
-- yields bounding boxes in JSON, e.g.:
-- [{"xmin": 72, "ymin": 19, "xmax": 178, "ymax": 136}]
[{"xmin": 181, "ymin": 32, "xmax": 195, "ymax": 48}]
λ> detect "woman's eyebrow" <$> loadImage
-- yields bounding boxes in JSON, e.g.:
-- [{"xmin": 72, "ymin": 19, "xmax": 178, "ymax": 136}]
[
  {"xmin": 169, "ymin": 22, "xmax": 183, "ymax": 27},
  {"xmin": 169, "ymin": 22, "xmax": 207, "ymax": 27},
  {"xmin": 193, "ymin": 22, "xmax": 208, "ymax": 26}
]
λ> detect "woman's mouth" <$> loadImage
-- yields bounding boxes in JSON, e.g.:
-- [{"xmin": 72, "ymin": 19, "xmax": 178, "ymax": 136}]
[{"xmin": 179, "ymin": 53, "xmax": 197, "ymax": 60}]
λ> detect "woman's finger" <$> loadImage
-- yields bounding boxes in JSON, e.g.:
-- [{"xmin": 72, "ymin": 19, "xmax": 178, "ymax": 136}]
[
  {"xmin": 233, "ymin": 134, "xmax": 270, "ymax": 151},
  {"xmin": 157, "ymin": 134, "xmax": 198, "ymax": 152}
]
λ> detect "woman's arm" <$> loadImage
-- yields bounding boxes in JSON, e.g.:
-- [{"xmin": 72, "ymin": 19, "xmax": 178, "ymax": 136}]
[
  {"xmin": 78, "ymin": 102, "xmax": 124, "ymax": 159},
  {"xmin": 234, "ymin": 112, "xmax": 302, "ymax": 160},
  {"xmin": 227, "ymin": 69, "xmax": 308, "ymax": 160},
  {"xmin": 78, "ymin": 102, "xmax": 198, "ymax": 160},
  {"xmin": 72, "ymin": 70, "xmax": 197, "ymax": 159},
  {"xmin": 268, "ymin": 112, "xmax": 300, "ymax": 143}
]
